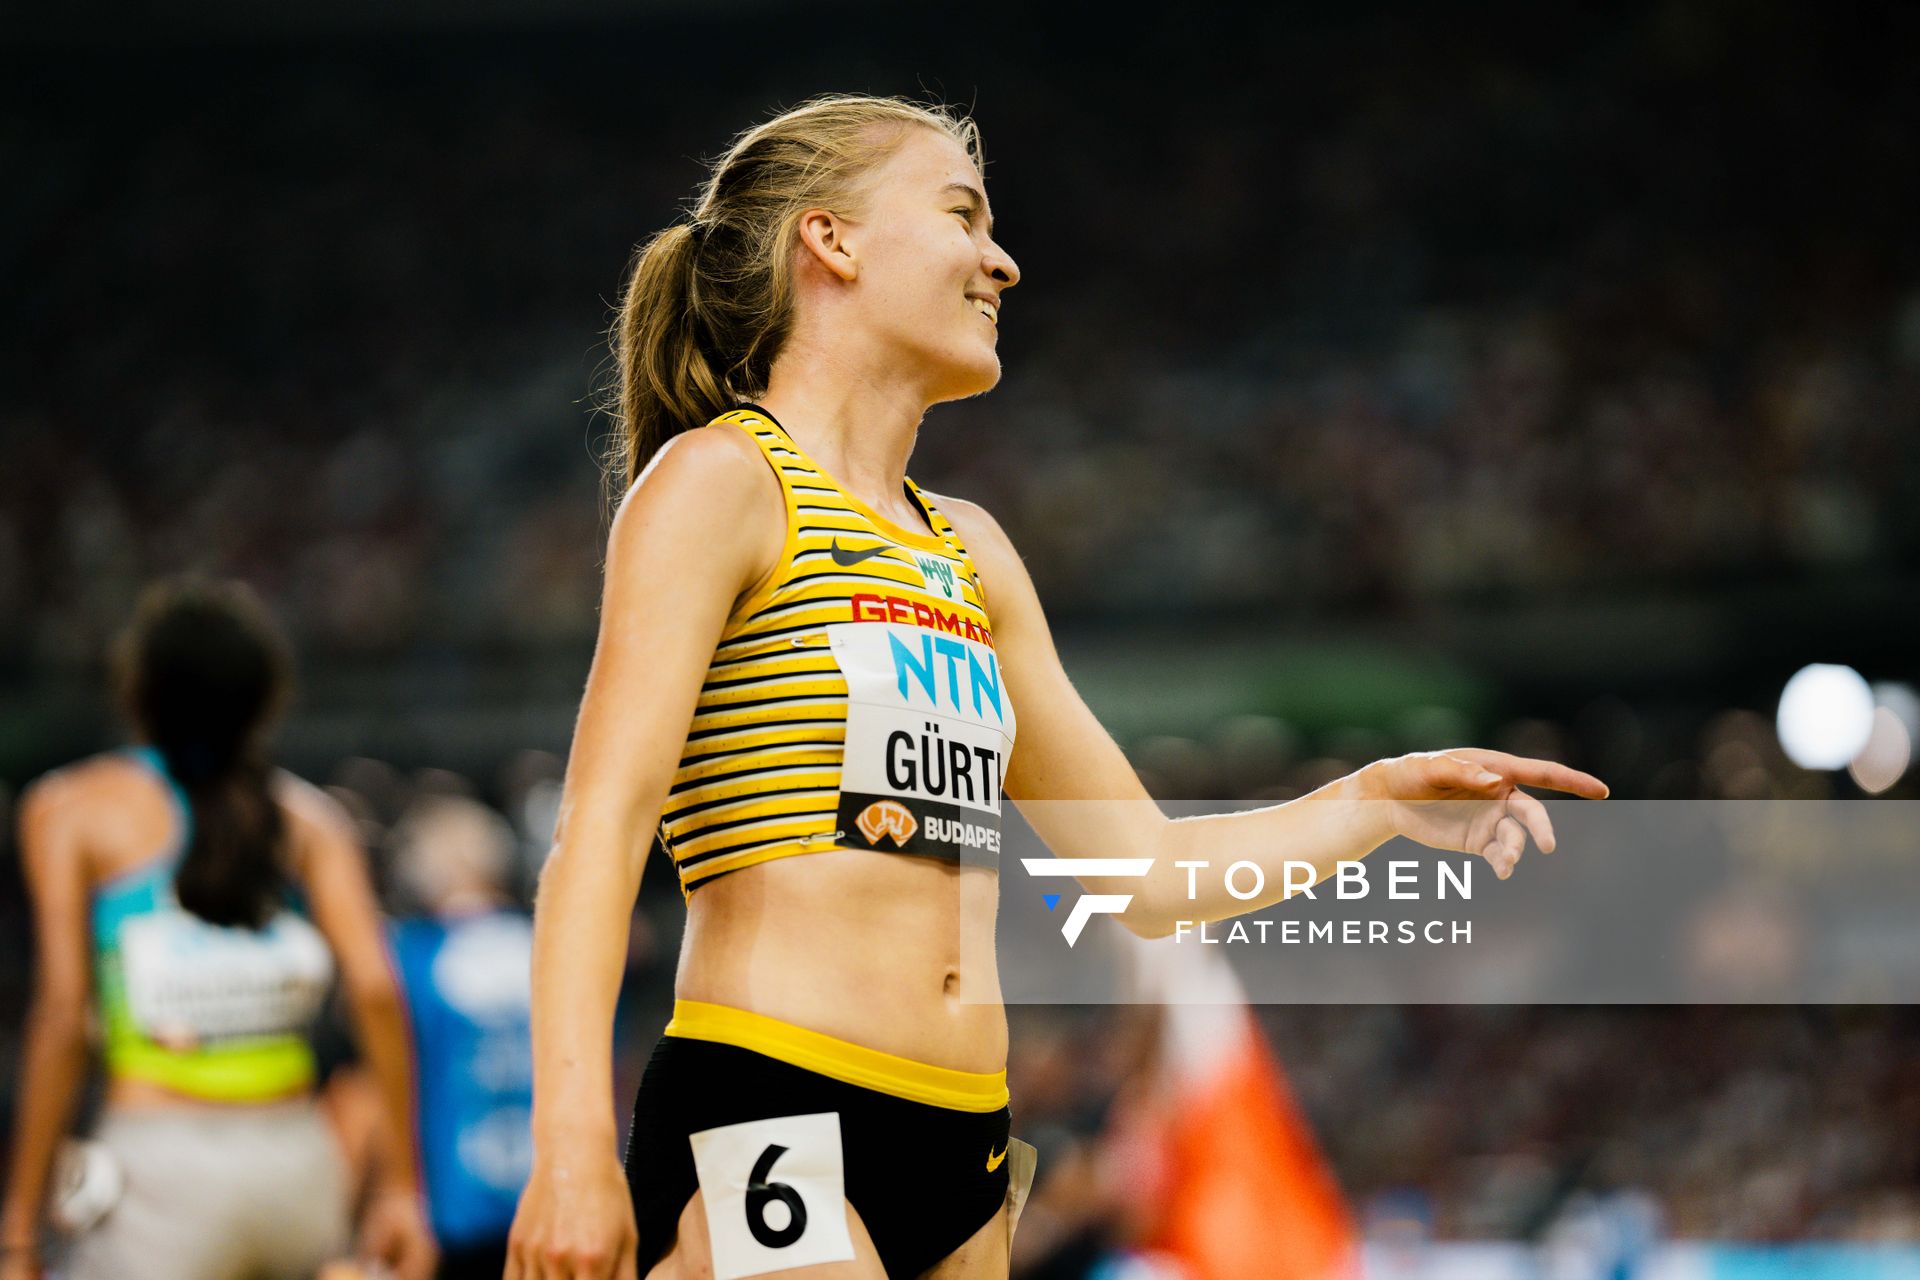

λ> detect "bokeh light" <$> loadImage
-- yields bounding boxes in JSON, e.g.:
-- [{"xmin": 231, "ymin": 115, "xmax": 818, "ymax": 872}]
[
  {"xmin": 1775, "ymin": 664, "xmax": 1875, "ymax": 770},
  {"xmin": 1849, "ymin": 707, "xmax": 1913, "ymax": 795}
]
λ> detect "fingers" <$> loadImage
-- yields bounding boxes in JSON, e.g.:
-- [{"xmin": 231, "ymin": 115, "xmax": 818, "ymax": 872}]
[
  {"xmin": 1505, "ymin": 787, "xmax": 1556, "ymax": 855},
  {"xmin": 516, "ymin": 1243, "xmax": 615, "ymax": 1280},
  {"xmin": 1425, "ymin": 754, "xmax": 1505, "ymax": 794},
  {"xmin": 1516, "ymin": 758, "xmax": 1608, "ymax": 798},
  {"xmin": 1484, "ymin": 813, "xmax": 1526, "ymax": 879},
  {"xmin": 503, "ymin": 1241, "xmax": 547, "ymax": 1280},
  {"xmin": 1456, "ymin": 749, "xmax": 1609, "ymax": 798}
]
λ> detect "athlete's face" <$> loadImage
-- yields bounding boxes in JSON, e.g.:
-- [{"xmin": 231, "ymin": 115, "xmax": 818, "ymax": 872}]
[{"xmin": 838, "ymin": 129, "xmax": 1020, "ymax": 403}]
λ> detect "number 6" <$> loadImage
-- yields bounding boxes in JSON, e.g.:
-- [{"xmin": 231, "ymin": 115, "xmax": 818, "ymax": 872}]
[
  {"xmin": 688, "ymin": 1112, "xmax": 854, "ymax": 1279},
  {"xmin": 745, "ymin": 1143, "xmax": 808, "ymax": 1248}
]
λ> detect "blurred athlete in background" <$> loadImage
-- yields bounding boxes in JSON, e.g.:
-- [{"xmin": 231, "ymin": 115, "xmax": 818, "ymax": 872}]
[
  {"xmin": 507, "ymin": 93, "xmax": 1606, "ymax": 1280},
  {"xmin": 0, "ymin": 578, "xmax": 437, "ymax": 1280},
  {"xmin": 389, "ymin": 793, "xmax": 535, "ymax": 1279}
]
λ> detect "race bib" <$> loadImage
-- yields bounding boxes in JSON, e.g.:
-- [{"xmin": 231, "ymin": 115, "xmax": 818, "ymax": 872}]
[
  {"xmin": 827, "ymin": 619, "xmax": 1016, "ymax": 866},
  {"xmin": 120, "ymin": 908, "xmax": 334, "ymax": 1046},
  {"xmin": 688, "ymin": 1111, "xmax": 855, "ymax": 1279}
]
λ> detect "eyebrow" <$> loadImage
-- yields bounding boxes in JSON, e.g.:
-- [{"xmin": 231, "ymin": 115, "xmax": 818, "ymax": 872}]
[{"xmin": 941, "ymin": 182, "xmax": 995, "ymax": 236}]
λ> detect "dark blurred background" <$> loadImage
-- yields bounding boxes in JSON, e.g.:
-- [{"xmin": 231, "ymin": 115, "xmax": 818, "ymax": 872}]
[{"xmin": 4, "ymin": 0, "xmax": 1918, "ymax": 1272}]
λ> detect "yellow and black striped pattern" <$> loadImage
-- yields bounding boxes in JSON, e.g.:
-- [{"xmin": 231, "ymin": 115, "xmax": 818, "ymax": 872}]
[{"xmin": 658, "ymin": 406, "xmax": 998, "ymax": 898}]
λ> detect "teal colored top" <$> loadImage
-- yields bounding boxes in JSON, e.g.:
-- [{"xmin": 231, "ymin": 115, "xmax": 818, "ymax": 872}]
[{"xmin": 91, "ymin": 746, "xmax": 331, "ymax": 1101}]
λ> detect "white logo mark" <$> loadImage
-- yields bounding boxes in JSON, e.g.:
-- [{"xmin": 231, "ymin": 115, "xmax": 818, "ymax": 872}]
[{"xmin": 1020, "ymin": 858, "xmax": 1154, "ymax": 946}]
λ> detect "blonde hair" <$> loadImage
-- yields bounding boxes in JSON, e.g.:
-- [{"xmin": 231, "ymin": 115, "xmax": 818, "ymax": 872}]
[{"xmin": 607, "ymin": 93, "xmax": 983, "ymax": 494}]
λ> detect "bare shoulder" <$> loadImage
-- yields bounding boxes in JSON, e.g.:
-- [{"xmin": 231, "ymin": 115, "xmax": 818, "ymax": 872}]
[
  {"xmin": 607, "ymin": 420, "xmax": 784, "ymax": 591},
  {"xmin": 924, "ymin": 492, "xmax": 1020, "ymax": 566},
  {"xmin": 20, "ymin": 759, "xmax": 90, "ymax": 823},
  {"xmin": 20, "ymin": 753, "xmax": 143, "ymax": 829},
  {"xmin": 614, "ymin": 420, "xmax": 779, "ymax": 532},
  {"xmin": 666, "ymin": 416, "xmax": 772, "ymax": 475},
  {"xmin": 923, "ymin": 492, "xmax": 1029, "ymax": 603},
  {"xmin": 17, "ymin": 753, "xmax": 152, "ymax": 883},
  {"xmin": 921, "ymin": 492, "xmax": 1064, "ymax": 668}
]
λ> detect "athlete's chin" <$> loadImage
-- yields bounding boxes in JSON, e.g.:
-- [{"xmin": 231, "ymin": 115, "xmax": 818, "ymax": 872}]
[{"xmin": 933, "ymin": 354, "xmax": 1002, "ymax": 404}]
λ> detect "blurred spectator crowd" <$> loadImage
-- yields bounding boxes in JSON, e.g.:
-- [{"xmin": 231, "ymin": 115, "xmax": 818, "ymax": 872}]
[{"xmin": 4, "ymin": 3, "xmax": 1918, "ymax": 671}]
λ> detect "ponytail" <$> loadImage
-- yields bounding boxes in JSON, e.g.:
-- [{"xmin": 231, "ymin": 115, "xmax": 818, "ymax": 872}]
[
  {"xmin": 610, "ymin": 222, "xmax": 734, "ymax": 495},
  {"xmin": 116, "ymin": 577, "xmax": 294, "ymax": 930},
  {"xmin": 166, "ymin": 748, "xmax": 287, "ymax": 931}
]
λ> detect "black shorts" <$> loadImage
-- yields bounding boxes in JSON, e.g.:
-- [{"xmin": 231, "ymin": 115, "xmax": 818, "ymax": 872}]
[{"xmin": 624, "ymin": 1032, "xmax": 1013, "ymax": 1278}]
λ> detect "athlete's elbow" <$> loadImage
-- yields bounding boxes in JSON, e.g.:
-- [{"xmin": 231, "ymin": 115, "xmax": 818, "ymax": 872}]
[
  {"xmin": 343, "ymin": 969, "xmax": 406, "ymax": 1029},
  {"xmin": 1116, "ymin": 826, "xmax": 1186, "ymax": 939},
  {"xmin": 544, "ymin": 792, "xmax": 657, "ymax": 889},
  {"xmin": 1114, "ymin": 890, "xmax": 1181, "ymax": 941},
  {"xmin": 1120, "ymin": 913, "xmax": 1176, "ymax": 941}
]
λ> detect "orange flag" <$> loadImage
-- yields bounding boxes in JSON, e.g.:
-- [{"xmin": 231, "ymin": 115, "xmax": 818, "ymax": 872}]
[{"xmin": 1117, "ymin": 940, "xmax": 1359, "ymax": 1280}]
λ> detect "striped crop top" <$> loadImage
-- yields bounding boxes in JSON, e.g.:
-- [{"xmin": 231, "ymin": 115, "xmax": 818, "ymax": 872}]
[{"xmin": 657, "ymin": 406, "xmax": 1017, "ymax": 898}]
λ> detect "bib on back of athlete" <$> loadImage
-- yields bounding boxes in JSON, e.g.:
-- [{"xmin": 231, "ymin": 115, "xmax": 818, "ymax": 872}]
[{"xmin": 119, "ymin": 907, "xmax": 334, "ymax": 1048}]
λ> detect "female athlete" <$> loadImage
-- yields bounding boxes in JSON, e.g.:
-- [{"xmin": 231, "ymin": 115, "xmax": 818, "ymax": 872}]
[
  {"xmin": 506, "ymin": 94, "xmax": 1607, "ymax": 1280},
  {"xmin": 1, "ymin": 579, "xmax": 438, "ymax": 1280}
]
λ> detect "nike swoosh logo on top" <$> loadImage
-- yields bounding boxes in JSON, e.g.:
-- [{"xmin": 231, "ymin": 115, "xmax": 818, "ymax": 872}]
[
  {"xmin": 986, "ymin": 1144, "xmax": 1008, "ymax": 1172},
  {"xmin": 830, "ymin": 538, "xmax": 892, "ymax": 566}
]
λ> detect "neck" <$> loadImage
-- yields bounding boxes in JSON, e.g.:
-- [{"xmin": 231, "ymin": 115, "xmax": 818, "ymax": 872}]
[{"xmin": 756, "ymin": 333, "xmax": 928, "ymax": 518}]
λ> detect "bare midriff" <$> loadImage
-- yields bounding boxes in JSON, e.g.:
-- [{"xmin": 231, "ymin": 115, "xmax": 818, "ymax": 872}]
[{"xmin": 674, "ymin": 846, "xmax": 1007, "ymax": 1074}]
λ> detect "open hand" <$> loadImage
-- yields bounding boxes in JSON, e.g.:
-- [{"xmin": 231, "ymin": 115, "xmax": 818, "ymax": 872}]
[{"xmin": 1358, "ymin": 749, "xmax": 1609, "ymax": 879}]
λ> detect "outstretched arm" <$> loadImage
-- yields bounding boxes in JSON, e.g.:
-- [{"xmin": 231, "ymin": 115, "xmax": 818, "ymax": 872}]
[{"xmin": 938, "ymin": 497, "xmax": 1607, "ymax": 941}]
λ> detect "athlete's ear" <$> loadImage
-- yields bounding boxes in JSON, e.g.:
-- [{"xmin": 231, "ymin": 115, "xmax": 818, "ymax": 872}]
[{"xmin": 795, "ymin": 207, "xmax": 858, "ymax": 284}]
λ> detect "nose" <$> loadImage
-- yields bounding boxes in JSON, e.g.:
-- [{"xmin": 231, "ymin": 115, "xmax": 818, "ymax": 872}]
[{"xmin": 983, "ymin": 237, "xmax": 1020, "ymax": 290}]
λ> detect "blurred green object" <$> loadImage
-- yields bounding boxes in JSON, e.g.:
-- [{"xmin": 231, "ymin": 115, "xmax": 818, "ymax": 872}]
[{"xmin": 1064, "ymin": 630, "xmax": 1489, "ymax": 741}]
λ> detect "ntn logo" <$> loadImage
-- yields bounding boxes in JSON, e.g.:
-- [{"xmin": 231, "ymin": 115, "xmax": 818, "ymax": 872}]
[{"xmin": 887, "ymin": 631, "xmax": 1005, "ymax": 722}]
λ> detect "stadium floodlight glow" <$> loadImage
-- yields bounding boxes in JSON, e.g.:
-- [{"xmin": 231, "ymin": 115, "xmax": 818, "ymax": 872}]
[{"xmin": 1775, "ymin": 663, "xmax": 1876, "ymax": 770}]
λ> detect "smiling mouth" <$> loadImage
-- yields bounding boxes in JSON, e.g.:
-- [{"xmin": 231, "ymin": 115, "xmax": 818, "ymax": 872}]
[{"xmin": 970, "ymin": 296, "xmax": 999, "ymax": 326}]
